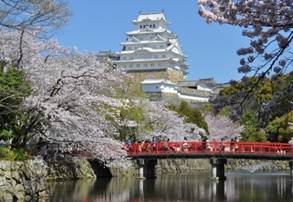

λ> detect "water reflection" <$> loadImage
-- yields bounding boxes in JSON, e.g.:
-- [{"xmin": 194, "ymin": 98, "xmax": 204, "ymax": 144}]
[{"xmin": 49, "ymin": 173, "xmax": 293, "ymax": 202}]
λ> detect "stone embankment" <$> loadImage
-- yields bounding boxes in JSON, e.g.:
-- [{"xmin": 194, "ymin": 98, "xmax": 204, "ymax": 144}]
[
  {"xmin": 0, "ymin": 159, "xmax": 48, "ymax": 201},
  {"xmin": 157, "ymin": 159, "xmax": 290, "ymax": 175},
  {"xmin": 0, "ymin": 157, "xmax": 290, "ymax": 201},
  {"xmin": 0, "ymin": 157, "xmax": 136, "ymax": 201}
]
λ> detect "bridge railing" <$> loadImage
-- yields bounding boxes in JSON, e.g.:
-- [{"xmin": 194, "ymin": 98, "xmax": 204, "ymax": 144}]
[{"xmin": 125, "ymin": 141, "xmax": 293, "ymax": 157}]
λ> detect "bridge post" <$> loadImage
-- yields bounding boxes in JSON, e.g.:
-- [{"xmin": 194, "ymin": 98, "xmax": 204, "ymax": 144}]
[
  {"xmin": 137, "ymin": 159, "xmax": 157, "ymax": 179},
  {"xmin": 289, "ymin": 161, "xmax": 293, "ymax": 177},
  {"xmin": 210, "ymin": 158, "xmax": 227, "ymax": 181}
]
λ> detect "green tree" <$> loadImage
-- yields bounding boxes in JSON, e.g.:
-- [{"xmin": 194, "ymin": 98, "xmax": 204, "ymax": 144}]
[
  {"xmin": 266, "ymin": 111, "xmax": 293, "ymax": 142},
  {"xmin": 0, "ymin": 66, "xmax": 32, "ymax": 142},
  {"xmin": 211, "ymin": 73, "xmax": 292, "ymax": 142},
  {"xmin": 103, "ymin": 103, "xmax": 146, "ymax": 141},
  {"xmin": 168, "ymin": 101, "xmax": 209, "ymax": 133},
  {"xmin": 240, "ymin": 111, "xmax": 267, "ymax": 142}
]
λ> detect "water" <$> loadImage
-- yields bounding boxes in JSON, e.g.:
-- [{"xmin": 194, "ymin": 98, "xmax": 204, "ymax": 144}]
[{"xmin": 49, "ymin": 173, "xmax": 293, "ymax": 202}]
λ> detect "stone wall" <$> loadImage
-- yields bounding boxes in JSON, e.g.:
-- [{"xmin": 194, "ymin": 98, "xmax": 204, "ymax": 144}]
[
  {"xmin": 0, "ymin": 159, "xmax": 48, "ymax": 201},
  {"xmin": 227, "ymin": 159, "xmax": 290, "ymax": 172},
  {"xmin": 155, "ymin": 159, "xmax": 290, "ymax": 175},
  {"xmin": 0, "ymin": 157, "xmax": 136, "ymax": 201},
  {"xmin": 156, "ymin": 159, "xmax": 210, "ymax": 175},
  {"xmin": 127, "ymin": 68, "xmax": 184, "ymax": 83},
  {"xmin": 46, "ymin": 158, "xmax": 96, "ymax": 181}
]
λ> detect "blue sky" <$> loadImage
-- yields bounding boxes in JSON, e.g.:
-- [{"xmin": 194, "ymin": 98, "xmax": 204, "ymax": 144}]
[{"xmin": 56, "ymin": 0, "xmax": 249, "ymax": 83}]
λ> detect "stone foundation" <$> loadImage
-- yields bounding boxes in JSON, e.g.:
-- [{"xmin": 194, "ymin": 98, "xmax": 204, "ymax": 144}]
[
  {"xmin": 227, "ymin": 159, "xmax": 289, "ymax": 172},
  {"xmin": 127, "ymin": 68, "xmax": 184, "ymax": 83},
  {"xmin": 0, "ymin": 159, "xmax": 48, "ymax": 201},
  {"xmin": 156, "ymin": 159, "xmax": 210, "ymax": 175},
  {"xmin": 0, "ymin": 158, "xmax": 136, "ymax": 201},
  {"xmin": 156, "ymin": 159, "xmax": 290, "ymax": 175},
  {"xmin": 46, "ymin": 158, "xmax": 96, "ymax": 181}
]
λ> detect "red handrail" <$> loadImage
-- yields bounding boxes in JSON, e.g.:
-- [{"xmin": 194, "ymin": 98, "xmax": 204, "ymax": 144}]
[{"xmin": 125, "ymin": 141, "xmax": 293, "ymax": 157}]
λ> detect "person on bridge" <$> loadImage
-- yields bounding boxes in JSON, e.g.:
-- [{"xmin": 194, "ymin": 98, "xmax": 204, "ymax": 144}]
[
  {"xmin": 182, "ymin": 137, "xmax": 189, "ymax": 152},
  {"xmin": 230, "ymin": 138, "xmax": 235, "ymax": 152},
  {"xmin": 220, "ymin": 138, "xmax": 225, "ymax": 152},
  {"xmin": 162, "ymin": 138, "xmax": 170, "ymax": 151},
  {"xmin": 202, "ymin": 138, "xmax": 207, "ymax": 151}
]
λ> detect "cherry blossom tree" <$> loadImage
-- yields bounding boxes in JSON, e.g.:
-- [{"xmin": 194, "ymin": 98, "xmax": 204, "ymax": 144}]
[
  {"xmin": 198, "ymin": 0, "xmax": 293, "ymax": 125},
  {"xmin": 0, "ymin": 29, "xmax": 207, "ymax": 166},
  {"xmin": 0, "ymin": 0, "xmax": 70, "ymax": 32},
  {"xmin": 204, "ymin": 113, "xmax": 243, "ymax": 140},
  {"xmin": 0, "ymin": 29, "xmax": 130, "ymax": 166},
  {"xmin": 139, "ymin": 102, "xmax": 206, "ymax": 141},
  {"xmin": 198, "ymin": 0, "xmax": 293, "ymax": 78},
  {"xmin": 0, "ymin": 0, "xmax": 70, "ymax": 68}
]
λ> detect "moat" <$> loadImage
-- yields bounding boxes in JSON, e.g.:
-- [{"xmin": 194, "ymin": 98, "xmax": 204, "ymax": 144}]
[{"xmin": 49, "ymin": 172, "xmax": 293, "ymax": 202}]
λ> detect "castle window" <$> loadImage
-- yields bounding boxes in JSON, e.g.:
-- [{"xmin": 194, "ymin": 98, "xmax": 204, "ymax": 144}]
[
  {"xmin": 144, "ymin": 64, "xmax": 148, "ymax": 67},
  {"xmin": 151, "ymin": 64, "xmax": 155, "ymax": 67},
  {"xmin": 153, "ymin": 24, "xmax": 156, "ymax": 28},
  {"xmin": 140, "ymin": 25, "xmax": 142, "ymax": 29}
]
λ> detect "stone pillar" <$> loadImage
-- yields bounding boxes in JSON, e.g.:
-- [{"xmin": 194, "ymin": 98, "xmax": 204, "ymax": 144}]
[
  {"xmin": 289, "ymin": 161, "xmax": 293, "ymax": 177},
  {"xmin": 210, "ymin": 158, "xmax": 227, "ymax": 181},
  {"xmin": 137, "ymin": 159, "xmax": 157, "ymax": 179},
  {"xmin": 211, "ymin": 161, "xmax": 217, "ymax": 179}
]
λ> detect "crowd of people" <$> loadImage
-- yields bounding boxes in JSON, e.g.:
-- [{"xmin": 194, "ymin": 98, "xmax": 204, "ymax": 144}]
[{"xmin": 125, "ymin": 136, "xmax": 241, "ymax": 153}]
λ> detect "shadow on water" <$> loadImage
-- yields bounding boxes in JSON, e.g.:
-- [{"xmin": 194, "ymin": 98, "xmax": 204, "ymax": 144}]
[
  {"xmin": 88, "ymin": 159, "xmax": 112, "ymax": 178},
  {"xmin": 48, "ymin": 173, "xmax": 293, "ymax": 202}
]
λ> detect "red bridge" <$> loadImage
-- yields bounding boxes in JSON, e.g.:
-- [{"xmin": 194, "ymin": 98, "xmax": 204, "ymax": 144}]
[
  {"xmin": 125, "ymin": 141, "xmax": 293, "ymax": 180},
  {"xmin": 126, "ymin": 141, "xmax": 293, "ymax": 160}
]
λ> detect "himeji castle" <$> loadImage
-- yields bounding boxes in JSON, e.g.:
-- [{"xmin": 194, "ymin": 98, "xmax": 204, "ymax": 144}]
[
  {"xmin": 98, "ymin": 11, "xmax": 228, "ymax": 103},
  {"xmin": 115, "ymin": 11, "xmax": 187, "ymax": 83}
]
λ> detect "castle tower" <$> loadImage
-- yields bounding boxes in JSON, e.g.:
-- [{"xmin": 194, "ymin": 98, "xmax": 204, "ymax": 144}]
[{"xmin": 116, "ymin": 11, "xmax": 188, "ymax": 83}]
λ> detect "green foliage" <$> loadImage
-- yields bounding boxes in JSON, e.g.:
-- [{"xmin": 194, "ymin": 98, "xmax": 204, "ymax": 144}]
[
  {"xmin": 240, "ymin": 111, "xmax": 267, "ymax": 142},
  {"xmin": 0, "ymin": 66, "xmax": 32, "ymax": 144},
  {"xmin": 266, "ymin": 111, "xmax": 293, "ymax": 142},
  {"xmin": 0, "ymin": 147, "xmax": 15, "ymax": 160},
  {"xmin": 168, "ymin": 101, "xmax": 209, "ymax": 133},
  {"xmin": 0, "ymin": 147, "xmax": 29, "ymax": 161},
  {"xmin": 240, "ymin": 111, "xmax": 259, "ymax": 129},
  {"xmin": 218, "ymin": 106, "xmax": 232, "ymax": 117},
  {"xmin": 201, "ymin": 103, "xmax": 213, "ymax": 114},
  {"xmin": 102, "ymin": 102, "xmax": 147, "ymax": 141},
  {"xmin": 13, "ymin": 148, "xmax": 29, "ymax": 161},
  {"xmin": 212, "ymin": 73, "xmax": 292, "ymax": 142},
  {"xmin": 0, "ymin": 129, "xmax": 13, "ymax": 141},
  {"xmin": 241, "ymin": 127, "xmax": 267, "ymax": 142},
  {"xmin": 114, "ymin": 79, "xmax": 145, "ymax": 99}
]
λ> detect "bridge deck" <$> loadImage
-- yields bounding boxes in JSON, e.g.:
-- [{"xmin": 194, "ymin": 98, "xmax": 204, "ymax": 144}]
[{"xmin": 126, "ymin": 141, "xmax": 293, "ymax": 160}]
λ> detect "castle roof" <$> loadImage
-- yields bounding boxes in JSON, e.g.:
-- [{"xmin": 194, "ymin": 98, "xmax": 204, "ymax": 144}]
[
  {"xmin": 133, "ymin": 12, "xmax": 167, "ymax": 23},
  {"xmin": 141, "ymin": 79, "xmax": 176, "ymax": 85}
]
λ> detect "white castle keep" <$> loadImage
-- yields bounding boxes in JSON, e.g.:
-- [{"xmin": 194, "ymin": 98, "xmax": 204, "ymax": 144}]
[
  {"xmin": 98, "ymin": 11, "xmax": 228, "ymax": 103},
  {"xmin": 115, "ymin": 11, "xmax": 187, "ymax": 83}
]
